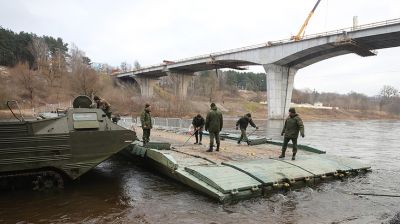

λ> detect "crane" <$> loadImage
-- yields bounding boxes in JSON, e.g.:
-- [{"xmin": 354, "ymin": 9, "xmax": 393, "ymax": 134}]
[{"xmin": 291, "ymin": 0, "xmax": 322, "ymax": 41}]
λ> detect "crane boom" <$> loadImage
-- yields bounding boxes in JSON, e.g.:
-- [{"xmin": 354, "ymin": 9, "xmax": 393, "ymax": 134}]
[{"xmin": 292, "ymin": 0, "xmax": 322, "ymax": 41}]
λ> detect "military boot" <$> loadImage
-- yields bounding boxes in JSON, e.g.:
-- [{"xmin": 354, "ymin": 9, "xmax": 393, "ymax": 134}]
[
  {"xmin": 279, "ymin": 149, "xmax": 286, "ymax": 158},
  {"xmin": 216, "ymin": 143, "xmax": 220, "ymax": 152},
  {"xmin": 292, "ymin": 153, "xmax": 296, "ymax": 160},
  {"xmin": 246, "ymin": 140, "xmax": 251, "ymax": 145},
  {"xmin": 206, "ymin": 146, "xmax": 213, "ymax": 152},
  {"xmin": 237, "ymin": 140, "xmax": 241, "ymax": 144}
]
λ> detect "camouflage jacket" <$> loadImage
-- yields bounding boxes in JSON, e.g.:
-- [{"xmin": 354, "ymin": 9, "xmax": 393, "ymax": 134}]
[
  {"xmin": 236, "ymin": 116, "xmax": 256, "ymax": 130},
  {"xmin": 205, "ymin": 105, "xmax": 223, "ymax": 133},
  {"xmin": 281, "ymin": 114, "xmax": 304, "ymax": 138},
  {"xmin": 140, "ymin": 109, "xmax": 152, "ymax": 129},
  {"xmin": 96, "ymin": 99, "xmax": 111, "ymax": 112},
  {"xmin": 192, "ymin": 116, "xmax": 205, "ymax": 128}
]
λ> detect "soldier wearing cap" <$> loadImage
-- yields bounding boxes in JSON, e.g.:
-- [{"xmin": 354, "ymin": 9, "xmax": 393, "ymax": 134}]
[
  {"xmin": 205, "ymin": 103, "xmax": 223, "ymax": 152},
  {"xmin": 236, "ymin": 113, "xmax": 258, "ymax": 145},
  {"xmin": 140, "ymin": 103, "xmax": 152, "ymax": 145},
  {"xmin": 280, "ymin": 107, "xmax": 305, "ymax": 160},
  {"xmin": 192, "ymin": 114, "xmax": 205, "ymax": 145}
]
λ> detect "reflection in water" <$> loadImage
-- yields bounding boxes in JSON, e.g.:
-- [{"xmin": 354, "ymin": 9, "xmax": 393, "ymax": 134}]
[{"xmin": 0, "ymin": 121, "xmax": 399, "ymax": 223}]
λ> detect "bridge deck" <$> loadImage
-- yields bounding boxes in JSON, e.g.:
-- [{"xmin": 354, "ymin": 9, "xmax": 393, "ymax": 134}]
[{"xmin": 116, "ymin": 18, "xmax": 400, "ymax": 78}]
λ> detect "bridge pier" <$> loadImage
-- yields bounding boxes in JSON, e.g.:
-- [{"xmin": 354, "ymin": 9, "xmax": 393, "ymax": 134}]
[
  {"xmin": 263, "ymin": 64, "xmax": 298, "ymax": 139},
  {"xmin": 168, "ymin": 72, "xmax": 193, "ymax": 100},
  {"xmin": 134, "ymin": 76, "xmax": 159, "ymax": 98}
]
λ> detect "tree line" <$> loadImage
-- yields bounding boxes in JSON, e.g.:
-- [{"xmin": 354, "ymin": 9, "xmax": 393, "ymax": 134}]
[
  {"xmin": 160, "ymin": 68, "xmax": 400, "ymax": 115},
  {"xmin": 187, "ymin": 69, "xmax": 400, "ymax": 115},
  {"xmin": 0, "ymin": 27, "xmax": 69, "ymax": 69},
  {"xmin": 0, "ymin": 27, "xmax": 137, "ymax": 114},
  {"xmin": 292, "ymin": 85, "xmax": 400, "ymax": 115},
  {"xmin": 189, "ymin": 70, "xmax": 266, "ymax": 94}
]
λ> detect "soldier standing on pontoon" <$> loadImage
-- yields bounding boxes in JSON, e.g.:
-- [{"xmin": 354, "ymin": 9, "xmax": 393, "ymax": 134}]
[
  {"xmin": 236, "ymin": 113, "xmax": 258, "ymax": 145},
  {"xmin": 279, "ymin": 107, "xmax": 305, "ymax": 160},
  {"xmin": 205, "ymin": 103, "xmax": 223, "ymax": 152},
  {"xmin": 140, "ymin": 103, "xmax": 152, "ymax": 145}
]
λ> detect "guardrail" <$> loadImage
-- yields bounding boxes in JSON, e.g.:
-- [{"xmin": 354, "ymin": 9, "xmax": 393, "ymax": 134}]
[{"xmin": 120, "ymin": 116, "xmax": 267, "ymax": 132}]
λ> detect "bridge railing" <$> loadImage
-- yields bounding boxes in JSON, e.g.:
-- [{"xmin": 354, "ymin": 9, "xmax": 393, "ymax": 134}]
[
  {"xmin": 126, "ymin": 18, "xmax": 400, "ymax": 73},
  {"xmin": 281, "ymin": 17, "xmax": 400, "ymax": 44}
]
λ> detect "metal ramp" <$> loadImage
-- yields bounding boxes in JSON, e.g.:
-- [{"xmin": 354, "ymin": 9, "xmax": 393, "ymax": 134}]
[
  {"xmin": 322, "ymin": 154, "xmax": 371, "ymax": 170},
  {"xmin": 184, "ymin": 165, "xmax": 261, "ymax": 194},
  {"xmin": 222, "ymin": 159, "xmax": 314, "ymax": 185},
  {"xmin": 273, "ymin": 155, "xmax": 350, "ymax": 176}
]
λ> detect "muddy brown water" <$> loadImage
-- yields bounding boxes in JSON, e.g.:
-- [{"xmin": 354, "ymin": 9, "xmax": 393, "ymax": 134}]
[{"xmin": 1, "ymin": 120, "xmax": 399, "ymax": 224}]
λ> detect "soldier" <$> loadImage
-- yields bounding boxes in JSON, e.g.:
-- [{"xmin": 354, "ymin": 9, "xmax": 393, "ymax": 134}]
[
  {"xmin": 205, "ymin": 103, "xmax": 223, "ymax": 152},
  {"xmin": 94, "ymin": 95, "xmax": 111, "ymax": 118},
  {"xmin": 236, "ymin": 113, "xmax": 259, "ymax": 145},
  {"xmin": 192, "ymin": 114, "xmax": 205, "ymax": 145},
  {"xmin": 279, "ymin": 107, "xmax": 305, "ymax": 160},
  {"xmin": 140, "ymin": 103, "xmax": 152, "ymax": 145},
  {"xmin": 112, "ymin": 114, "xmax": 121, "ymax": 124}
]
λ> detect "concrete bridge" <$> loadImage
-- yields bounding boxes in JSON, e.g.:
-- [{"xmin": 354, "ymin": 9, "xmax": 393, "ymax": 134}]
[{"xmin": 116, "ymin": 18, "xmax": 400, "ymax": 135}]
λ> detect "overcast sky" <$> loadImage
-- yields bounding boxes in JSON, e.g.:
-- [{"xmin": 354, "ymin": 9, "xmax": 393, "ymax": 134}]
[{"xmin": 1, "ymin": 0, "xmax": 399, "ymax": 96}]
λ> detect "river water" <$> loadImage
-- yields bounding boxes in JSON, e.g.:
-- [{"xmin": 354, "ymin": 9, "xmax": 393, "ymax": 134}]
[{"xmin": 1, "ymin": 120, "xmax": 399, "ymax": 224}]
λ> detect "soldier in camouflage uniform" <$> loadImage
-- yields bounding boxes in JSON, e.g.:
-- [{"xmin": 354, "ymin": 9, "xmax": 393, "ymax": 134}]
[
  {"xmin": 94, "ymin": 95, "xmax": 111, "ymax": 118},
  {"xmin": 192, "ymin": 114, "xmax": 205, "ymax": 145},
  {"xmin": 140, "ymin": 103, "xmax": 152, "ymax": 145},
  {"xmin": 280, "ymin": 107, "xmax": 305, "ymax": 160},
  {"xmin": 205, "ymin": 103, "xmax": 223, "ymax": 152},
  {"xmin": 236, "ymin": 113, "xmax": 258, "ymax": 145}
]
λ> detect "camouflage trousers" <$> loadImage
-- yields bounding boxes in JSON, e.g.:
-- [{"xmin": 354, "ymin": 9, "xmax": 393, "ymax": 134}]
[
  {"xmin": 142, "ymin": 128, "xmax": 151, "ymax": 145},
  {"xmin": 194, "ymin": 130, "xmax": 203, "ymax": 143},
  {"xmin": 239, "ymin": 129, "xmax": 248, "ymax": 142},
  {"xmin": 209, "ymin": 131, "xmax": 220, "ymax": 147},
  {"xmin": 282, "ymin": 137, "xmax": 298, "ymax": 154}
]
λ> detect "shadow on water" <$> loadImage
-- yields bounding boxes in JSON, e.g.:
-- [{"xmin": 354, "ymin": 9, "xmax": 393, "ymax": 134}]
[
  {"xmin": 0, "ymin": 158, "xmax": 130, "ymax": 223},
  {"xmin": 1, "ymin": 120, "xmax": 400, "ymax": 223}
]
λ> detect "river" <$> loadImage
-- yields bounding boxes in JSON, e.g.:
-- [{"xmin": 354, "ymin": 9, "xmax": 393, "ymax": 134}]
[{"xmin": 1, "ymin": 120, "xmax": 399, "ymax": 224}]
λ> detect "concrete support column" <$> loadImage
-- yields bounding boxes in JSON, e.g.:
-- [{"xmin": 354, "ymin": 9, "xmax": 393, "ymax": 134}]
[
  {"xmin": 168, "ymin": 72, "xmax": 194, "ymax": 100},
  {"xmin": 134, "ymin": 76, "xmax": 159, "ymax": 98},
  {"xmin": 263, "ymin": 64, "xmax": 297, "ymax": 139}
]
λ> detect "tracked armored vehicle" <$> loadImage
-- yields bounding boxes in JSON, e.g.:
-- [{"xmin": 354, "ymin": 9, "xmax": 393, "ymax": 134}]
[{"xmin": 0, "ymin": 96, "xmax": 136, "ymax": 190}]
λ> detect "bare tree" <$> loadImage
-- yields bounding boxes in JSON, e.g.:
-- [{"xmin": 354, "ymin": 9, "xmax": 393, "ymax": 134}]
[
  {"xmin": 120, "ymin": 62, "xmax": 128, "ymax": 72},
  {"xmin": 380, "ymin": 85, "xmax": 398, "ymax": 98},
  {"xmin": 29, "ymin": 37, "xmax": 49, "ymax": 71},
  {"xmin": 68, "ymin": 44, "xmax": 99, "ymax": 96},
  {"xmin": 379, "ymin": 85, "xmax": 399, "ymax": 111},
  {"xmin": 49, "ymin": 49, "xmax": 68, "ymax": 101},
  {"xmin": 134, "ymin": 60, "xmax": 141, "ymax": 70},
  {"xmin": 29, "ymin": 37, "xmax": 67, "ymax": 89},
  {"xmin": 0, "ymin": 76, "xmax": 12, "ymax": 109},
  {"xmin": 10, "ymin": 63, "xmax": 40, "ymax": 107}
]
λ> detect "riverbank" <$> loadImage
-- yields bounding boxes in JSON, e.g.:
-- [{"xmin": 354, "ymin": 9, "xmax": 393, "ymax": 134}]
[
  {"xmin": 295, "ymin": 107, "xmax": 400, "ymax": 121},
  {"xmin": 163, "ymin": 98, "xmax": 400, "ymax": 121},
  {"xmin": 1, "ymin": 104, "xmax": 399, "ymax": 121},
  {"xmin": 1, "ymin": 88, "xmax": 399, "ymax": 121}
]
